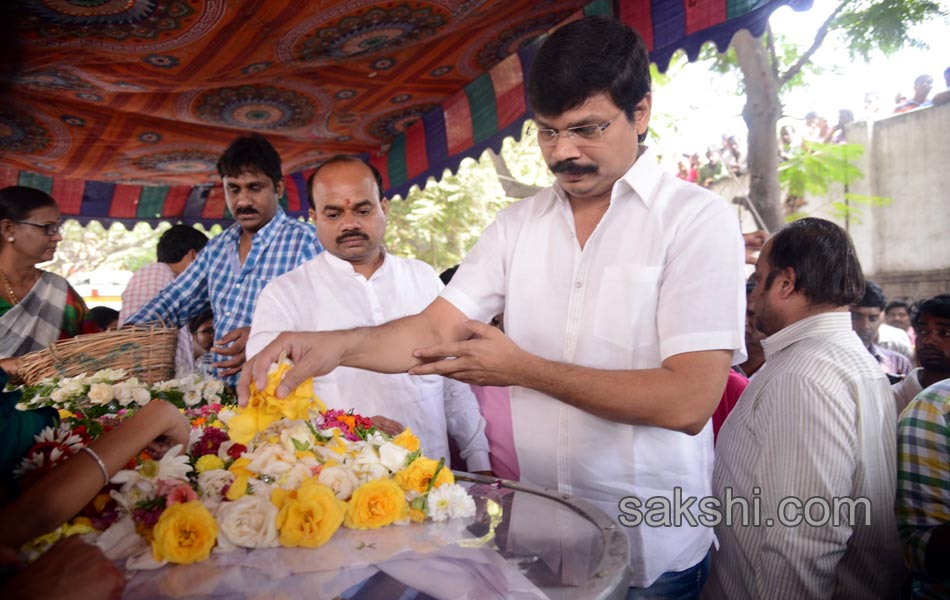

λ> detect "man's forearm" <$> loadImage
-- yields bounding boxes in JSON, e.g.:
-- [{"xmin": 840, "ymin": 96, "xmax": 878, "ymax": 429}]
[
  {"xmin": 515, "ymin": 350, "xmax": 731, "ymax": 434},
  {"xmin": 341, "ymin": 299, "xmax": 470, "ymax": 373}
]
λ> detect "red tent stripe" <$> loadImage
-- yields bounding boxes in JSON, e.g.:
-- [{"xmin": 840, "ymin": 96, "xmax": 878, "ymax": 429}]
[
  {"xmin": 202, "ymin": 186, "xmax": 227, "ymax": 219},
  {"xmin": 490, "ymin": 54, "xmax": 526, "ymax": 129},
  {"xmin": 686, "ymin": 0, "xmax": 727, "ymax": 35},
  {"xmin": 369, "ymin": 154, "xmax": 390, "ymax": 192},
  {"xmin": 108, "ymin": 185, "xmax": 142, "ymax": 219},
  {"xmin": 619, "ymin": 0, "xmax": 655, "ymax": 50},
  {"xmin": 52, "ymin": 178, "xmax": 87, "ymax": 216},
  {"xmin": 0, "ymin": 167, "xmax": 18, "ymax": 188},
  {"xmin": 162, "ymin": 186, "xmax": 191, "ymax": 220},
  {"xmin": 443, "ymin": 91, "xmax": 474, "ymax": 157},
  {"xmin": 404, "ymin": 119, "xmax": 428, "ymax": 179}
]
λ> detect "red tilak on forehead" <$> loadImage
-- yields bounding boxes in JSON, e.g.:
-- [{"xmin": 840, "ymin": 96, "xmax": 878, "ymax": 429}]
[{"xmin": 343, "ymin": 199, "xmax": 351, "ymax": 207}]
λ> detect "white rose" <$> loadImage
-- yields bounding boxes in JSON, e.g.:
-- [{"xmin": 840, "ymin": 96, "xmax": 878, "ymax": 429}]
[
  {"xmin": 132, "ymin": 387, "xmax": 152, "ymax": 406},
  {"xmin": 353, "ymin": 462, "xmax": 390, "ymax": 481},
  {"xmin": 183, "ymin": 389, "xmax": 202, "ymax": 407},
  {"xmin": 112, "ymin": 384, "xmax": 134, "ymax": 406},
  {"xmin": 317, "ymin": 465, "xmax": 359, "ymax": 500},
  {"xmin": 49, "ymin": 388, "xmax": 69, "ymax": 404},
  {"xmin": 61, "ymin": 381, "xmax": 85, "ymax": 397},
  {"xmin": 378, "ymin": 442, "xmax": 410, "ymax": 473},
  {"xmin": 87, "ymin": 383, "xmax": 114, "ymax": 406},
  {"xmin": 279, "ymin": 422, "xmax": 313, "ymax": 454},
  {"xmin": 214, "ymin": 495, "xmax": 279, "ymax": 551},
  {"xmin": 202, "ymin": 380, "xmax": 224, "ymax": 400},
  {"xmin": 351, "ymin": 444, "xmax": 380, "ymax": 466},
  {"xmin": 197, "ymin": 469, "xmax": 234, "ymax": 504}
]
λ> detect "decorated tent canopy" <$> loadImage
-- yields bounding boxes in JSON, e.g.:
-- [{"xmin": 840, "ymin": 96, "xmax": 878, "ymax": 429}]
[{"xmin": 0, "ymin": 0, "xmax": 808, "ymax": 228}]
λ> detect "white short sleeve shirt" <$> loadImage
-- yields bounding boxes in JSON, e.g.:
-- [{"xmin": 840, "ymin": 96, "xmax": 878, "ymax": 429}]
[{"xmin": 441, "ymin": 147, "xmax": 746, "ymax": 586}]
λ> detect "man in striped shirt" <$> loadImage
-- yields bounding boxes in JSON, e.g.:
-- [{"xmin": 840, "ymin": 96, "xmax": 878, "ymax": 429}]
[
  {"xmin": 705, "ymin": 218, "xmax": 905, "ymax": 599},
  {"xmin": 898, "ymin": 378, "xmax": 950, "ymax": 598},
  {"xmin": 127, "ymin": 134, "xmax": 321, "ymax": 385}
]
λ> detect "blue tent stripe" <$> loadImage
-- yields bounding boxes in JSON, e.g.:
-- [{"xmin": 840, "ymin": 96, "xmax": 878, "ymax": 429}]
[
  {"xmin": 423, "ymin": 107, "xmax": 448, "ymax": 172},
  {"xmin": 81, "ymin": 181, "xmax": 115, "ymax": 218},
  {"xmin": 651, "ymin": 0, "xmax": 686, "ymax": 54}
]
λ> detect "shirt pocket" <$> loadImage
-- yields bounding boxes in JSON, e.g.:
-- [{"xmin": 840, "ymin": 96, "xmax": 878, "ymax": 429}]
[{"xmin": 593, "ymin": 265, "xmax": 662, "ymax": 352}]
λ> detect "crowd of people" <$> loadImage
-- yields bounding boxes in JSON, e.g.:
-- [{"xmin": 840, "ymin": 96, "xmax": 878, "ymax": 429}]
[{"xmin": 0, "ymin": 15, "xmax": 947, "ymax": 600}]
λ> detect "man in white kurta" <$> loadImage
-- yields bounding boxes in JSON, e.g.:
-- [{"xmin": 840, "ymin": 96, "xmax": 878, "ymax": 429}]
[
  {"xmin": 240, "ymin": 17, "xmax": 745, "ymax": 593},
  {"xmin": 247, "ymin": 156, "xmax": 489, "ymax": 472}
]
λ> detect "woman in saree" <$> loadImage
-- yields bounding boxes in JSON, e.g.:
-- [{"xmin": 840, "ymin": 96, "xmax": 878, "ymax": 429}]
[{"xmin": 0, "ymin": 186, "xmax": 98, "ymax": 376}]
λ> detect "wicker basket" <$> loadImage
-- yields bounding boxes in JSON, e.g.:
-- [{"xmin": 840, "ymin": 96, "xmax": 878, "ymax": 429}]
[{"xmin": 16, "ymin": 325, "xmax": 178, "ymax": 386}]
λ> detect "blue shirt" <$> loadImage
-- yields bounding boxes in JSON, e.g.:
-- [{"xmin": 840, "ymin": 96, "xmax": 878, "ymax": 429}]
[{"xmin": 127, "ymin": 209, "xmax": 321, "ymax": 385}]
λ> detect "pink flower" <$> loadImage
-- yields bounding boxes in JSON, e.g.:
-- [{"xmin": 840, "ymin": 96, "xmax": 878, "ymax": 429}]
[{"xmin": 166, "ymin": 483, "xmax": 199, "ymax": 506}]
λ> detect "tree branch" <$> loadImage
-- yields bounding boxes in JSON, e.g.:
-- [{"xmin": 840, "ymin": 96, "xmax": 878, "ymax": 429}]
[
  {"xmin": 487, "ymin": 149, "xmax": 543, "ymax": 199},
  {"xmin": 766, "ymin": 24, "xmax": 779, "ymax": 81},
  {"xmin": 778, "ymin": 0, "xmax": 848, "ymax": 88}
]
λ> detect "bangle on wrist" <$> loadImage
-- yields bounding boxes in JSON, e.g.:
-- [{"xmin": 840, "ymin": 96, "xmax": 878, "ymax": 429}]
[{"xmin": 80, "ymin": 446, "xmax": 110, "ymax": 487}]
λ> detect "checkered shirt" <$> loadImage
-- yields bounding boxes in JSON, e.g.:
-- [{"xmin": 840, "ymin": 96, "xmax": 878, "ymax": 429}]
[{"xmin": 127, "ymin": 209, "xmax": 321, "ymax": 385}]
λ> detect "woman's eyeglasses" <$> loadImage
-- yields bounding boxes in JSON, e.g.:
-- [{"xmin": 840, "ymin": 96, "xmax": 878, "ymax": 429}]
[{"xmin": 15, "ymin": 220, "xmax": 63, "ymax": 236}]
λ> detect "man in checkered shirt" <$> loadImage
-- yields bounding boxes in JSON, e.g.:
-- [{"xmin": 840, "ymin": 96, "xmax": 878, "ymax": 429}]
[{"xmin": 127, "ymin": 134, "xmax": 322, "ymax": 386}]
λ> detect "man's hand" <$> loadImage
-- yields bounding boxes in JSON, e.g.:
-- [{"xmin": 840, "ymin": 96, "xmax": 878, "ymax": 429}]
[
  {"xmin": 1, "ymin": 536, "xmax": 124, "ymax": 600},
  {"xmin": 370, "ymin": 415, "xmax": 404, "ymax": 437},
  {"xmin": 742, "ymin": 230, "xmax": 768, "ymax": 265},
  {"xmin": 237, "ymin": 331, "xmax": 344, "ymax": 405},
  {"xmin": 408, "ymin": 320, "xmax": 531, "ymax": 387},
  {"xmin": 212, "ymin": 326, "xmax": 251, "ymax": 378}
]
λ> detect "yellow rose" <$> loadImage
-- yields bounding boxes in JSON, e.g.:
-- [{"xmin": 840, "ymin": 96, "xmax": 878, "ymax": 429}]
[
  {"xmin": 227, "ymin": 410, "xmax": 260, "ymax": 445},
  {"xmin": 392, "ymin": 428, "xmax": 420, "ymax": 452},
  {"xmin": 151, "ymin": 501, "xmax": 218, "ymax": 564},
  {"xmin": 394, "ymin": 457, "xmax": 454, "ymax": 495},
  {"xmin": 344, "ymin": 479, "xmax": 408, "ymax": 530},
  {"xmin": 195, "ymin": 455, "xmax": 225, "ymax": 474},
  {"xmin": 228, "ymin": 457, "xmax": 253, "ymax": 478},
  {"xmin": 274, "ymin": 479, "xmax": 345, "ymax": 548}
]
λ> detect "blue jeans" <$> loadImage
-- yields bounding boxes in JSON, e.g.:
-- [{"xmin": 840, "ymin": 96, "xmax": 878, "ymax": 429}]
[{"xmin": 625, "ymin": 552, "xmax": 711, "ymax": 600}]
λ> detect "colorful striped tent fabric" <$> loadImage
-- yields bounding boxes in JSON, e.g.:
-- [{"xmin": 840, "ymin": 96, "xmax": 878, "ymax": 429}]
[{"xmin": 0, "ymin": 0, "xmax": 809, "ymax": 228}]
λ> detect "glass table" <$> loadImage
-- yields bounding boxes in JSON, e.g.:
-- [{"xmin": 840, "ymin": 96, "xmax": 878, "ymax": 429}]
[{"xmin": 121, "ymin": 473, "xmax": 630, "ymax": 599}]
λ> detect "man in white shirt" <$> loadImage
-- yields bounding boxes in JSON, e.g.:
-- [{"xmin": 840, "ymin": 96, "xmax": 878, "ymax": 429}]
[
  {"xmin": 705, "ymin": 218, "xmax": 905, "ymax": 599},
  {"xmin": 241, "ymin": 16, "xmax": 745, "ymax": 595},
  {"xmin": 247, "ymin": 156, "xmax": 490, "ymax": 473}
]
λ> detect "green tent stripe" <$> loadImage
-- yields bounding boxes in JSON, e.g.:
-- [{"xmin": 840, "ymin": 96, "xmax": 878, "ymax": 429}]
[
  {"xmin": 465, "ymin": 73, "xmax": 499, "ymax": 144},
  {"xmin": 18, "ymin": 171, "xmax": 53, "ymax": 194},
  {"xmin": 137, "ymin": 186, "xmax": 169, "ymax": 219},
  {"xmin": 583, "ymin": 0, "xmax": 612, "ymax": 17},
  {"xmin": 388, "ymin": 134, "xmax": 408, "ymax": 186},
  {"xmin": 727, "ymin": 0, "xmax": 769, "ymax": 19}
]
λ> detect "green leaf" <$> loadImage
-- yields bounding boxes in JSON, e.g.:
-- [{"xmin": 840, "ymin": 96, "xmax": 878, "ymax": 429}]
[{"xmin": 292, "ymin": 438, "xmax": 310, "ymax": 452}]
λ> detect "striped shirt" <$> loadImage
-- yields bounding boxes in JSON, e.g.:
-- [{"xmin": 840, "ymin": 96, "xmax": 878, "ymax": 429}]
[
  {"xmin": 897, "ymin": 379, "xmax": 950, "ymax": 599},
  {"xmin": 706, "ymin": 311, "xmax": 905, "ymax": 599},
  {"xmin": 127, "ymin": 209, "xmax": 321, "ymax": 385}
]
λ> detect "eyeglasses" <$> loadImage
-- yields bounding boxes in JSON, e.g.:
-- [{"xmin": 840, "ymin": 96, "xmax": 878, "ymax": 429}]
[
  {"xmin": 533, "ymin": 114, "xmax": 621, "ymax": 147},
  {"xmin": 14, "ymin": 220, "xmax": 63, "ymax": 236}
]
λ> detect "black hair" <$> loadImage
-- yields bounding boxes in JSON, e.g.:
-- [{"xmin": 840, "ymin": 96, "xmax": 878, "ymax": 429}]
[
  {"xmin": 216, "ymin": 134, "xmax": 282, "ymax": 189},
  {"xmin": 156, "ymin": 225, "xmax": 208, "ymax": 264},
  {"xmin": 89, "ymin": 306, "xmax": 119, "ymax": 330},
  {"xmin": 764, "ymin": 217, "xmax": 864, "ymax": 307},
  {"xmin": 854, "ymin": 280, "xmax": 887, "ymax": 310},
  {"xmin": 912, "ymin": 294, "xmax": 950, "ymax": 327},
  {"xmin": 188, "ymin": 308, "xmax": 214, "ymax": 334},
  {"xmin": 0, "ymin": 185, "xmax": 57, "ymax": 221},
  {"xmin": 306, "ymin": 155, "xmax": 385, "ymax": 210},
  {"xmin": 527, "ymin": 16, "xmax": 651, "ymax": 143},
  {"xmin": 885, "ymin": 300, "xmax": 910, "ymax": 314},
  {"xmin": 439, "ymin": 265, "xmax": 459, "ymax": 286}
]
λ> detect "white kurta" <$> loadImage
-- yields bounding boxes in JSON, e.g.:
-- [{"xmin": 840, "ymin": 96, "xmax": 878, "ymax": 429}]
[
  {"xmin": 441, "ymin": 147, "xmax": 747, "ymax": 586},
  {"xmin": 248, "ymin": 251, "xmax": 489, "ymax": 471}
]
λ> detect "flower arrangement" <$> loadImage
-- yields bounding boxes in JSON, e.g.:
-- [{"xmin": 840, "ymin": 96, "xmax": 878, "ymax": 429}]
[{"xmin": 16, "ymin": 359, "xmax": 476, "ymax": 567}]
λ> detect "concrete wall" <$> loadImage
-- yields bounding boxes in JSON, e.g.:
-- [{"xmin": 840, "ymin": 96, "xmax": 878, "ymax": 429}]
[{"xmin": 793, "ymin": 104, "xmax": 950, "ymax": 302}]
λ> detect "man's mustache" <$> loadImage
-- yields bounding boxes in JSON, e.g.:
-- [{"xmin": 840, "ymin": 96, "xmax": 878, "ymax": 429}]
[
  {"xmin": 336, "ymin": 230, "xmax": 368, "ymax": 244},
  {"xmin": 235, "ymin": 206, "xmax": 259, "ymax": 216},
  {"xmin": 550, "ymin": 160, "xmax": 598, "ymax": 175}
]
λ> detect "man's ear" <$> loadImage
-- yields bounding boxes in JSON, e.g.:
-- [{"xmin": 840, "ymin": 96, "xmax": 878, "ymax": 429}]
[
  {"xmin": 634, "ymin": 92, "xmax": 652, "ymax": 138},
  {"xmin": 308, "ymin": 208, "xmax": 317, "ymax": 223},
  {"xmin": 380, "ymin": 197, "xmax": 389, "ymax": 216},
  {"xmin": 275, "ymin": 178, "xmax": 285, "ymax": 198},
  {"xmin": 776, "ymin": 267, "xmax": 797, "ymax": 299}
]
